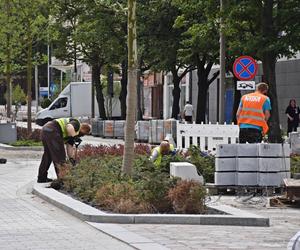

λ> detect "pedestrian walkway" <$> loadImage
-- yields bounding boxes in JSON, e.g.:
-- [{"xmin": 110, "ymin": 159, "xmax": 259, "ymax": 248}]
[{"xmin": 0, "ymin": 153, "xmax": 133, "ymax": 250}]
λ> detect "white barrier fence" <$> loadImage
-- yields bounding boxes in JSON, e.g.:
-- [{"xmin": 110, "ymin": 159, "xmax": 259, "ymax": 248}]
[{"xmin": 177, "ymin": 122, "xmax": 239, "ymax": 151}]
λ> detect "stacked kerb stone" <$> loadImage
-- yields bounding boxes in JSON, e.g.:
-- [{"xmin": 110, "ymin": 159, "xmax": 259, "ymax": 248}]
[{"xmin": 215, "ymin": 144, "xmax": 291, "ymax": 187}]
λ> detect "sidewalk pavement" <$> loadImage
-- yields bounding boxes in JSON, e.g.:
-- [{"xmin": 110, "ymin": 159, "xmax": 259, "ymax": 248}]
[{"xmin": 0, "ymin": 152, "xmax": 133, "ymax": 250}]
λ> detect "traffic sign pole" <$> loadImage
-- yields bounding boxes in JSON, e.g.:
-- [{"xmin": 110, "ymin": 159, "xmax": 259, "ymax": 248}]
[{"xmin": 219, "ymin": 0, "xmax": 225, "ymax": 123}]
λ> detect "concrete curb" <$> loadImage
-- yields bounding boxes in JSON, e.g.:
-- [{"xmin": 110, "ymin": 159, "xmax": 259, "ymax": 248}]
[
  {"xmin": 33, "ymin": 183, "xmax": 270, "ymax": 227},
  {"xmin": 0, "ymin": 143, "xmax": 43, "ymax": 151}
]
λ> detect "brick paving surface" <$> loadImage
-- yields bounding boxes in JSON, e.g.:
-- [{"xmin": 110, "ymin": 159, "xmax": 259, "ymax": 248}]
[
  {"xmin": 2, "ymin": 149, "xmax": 300, "ymax": 250},
  {"xmin": 0, "ymin": 152, "xmax": 133, "ymax": 250},
  {"xmin": 123, "ymin": 196, "xmax": 300, "ymax": 250}
]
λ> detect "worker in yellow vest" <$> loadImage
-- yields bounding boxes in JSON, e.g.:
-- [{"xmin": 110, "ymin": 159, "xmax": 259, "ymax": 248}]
[
  {"xmin": 150, "ymin": 140, "xmax": 176, "ymax": 167},
  {"xmin": 236, "ymin": 82, "xmax": 271, "ymax": 143},
  {"xmin": 37, "ymin": 118, "xmax": 91, "ymax": 183}
]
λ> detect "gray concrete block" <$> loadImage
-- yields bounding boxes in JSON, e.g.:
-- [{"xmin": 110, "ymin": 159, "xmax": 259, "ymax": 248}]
[
  {"xmin": 258, "ymin": 172, "xmax": 281, "ymax": 187},
  {"xmin": 259, "ymin": 158, "xmax": 281, "ymax": 172},
  {"xmin": 237, "ymin": 144, "xmax": 258, "ymax": 157},
  {"xmin": 258, "ymin": 144, "xmax": 281, "ymax": 157},
  {"xmin": 170, "ymin": 162, "xmax": 204, "ymax": 183},
  {"xmin": 215, "ymin": 172, "xmax": 236, "ymax": 186},
  {"xmin": 237, "ymin": 158, "xmax": 259, "ymax": 172},
  {"xmin": 236, "ymin": 172, "xmax": 258, "ymax": 186},
  {"xmin": 280, "ymin": 171, "xmax": 291, "ymax": 181},
  {"xmin": 215, "ymin": 158, "xmax": 236, "ymax": 171},
  {"xmin": 280, "ymin": 158, "xmax": 291, "ymax": 171},
  {"xmin": 216, "ymin": 144, "xmax": 237, "ymax": 157},
  {"xmin": 290, "ymin": 132, "xmax": 300, "ymax": 155}
]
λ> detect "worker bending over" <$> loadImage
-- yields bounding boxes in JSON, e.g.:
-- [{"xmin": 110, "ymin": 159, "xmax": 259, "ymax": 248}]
[
  {"xmin": 37, "ymin": 118, "xmax": 91, "ymax": 183},
  {"xmin": 236, "ymin": 82, "xmax": 271, "ymax": 143},
  {"xmin": 150, "ymin": 140, "xmax": 176, "ymax": 167}
]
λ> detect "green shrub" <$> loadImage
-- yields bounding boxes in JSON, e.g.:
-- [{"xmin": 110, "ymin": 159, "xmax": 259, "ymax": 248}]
[
  {"xmin": 41, "ymin": 98, "xmax": 52, "ymax": 109},
  {"xmin": 291, "ymin": 155, "xmax": 300, "ymax": 176},
  {"xmin": 168, "ymin": 180, "xmax": 206, "ymax": 214},
  {"xmin": 10, "ymin": 140, "xmax": 42, "ymax": 147},
  {"xmin": 187, "ymin": 146, "xmax": 215, "ymax": 183}
]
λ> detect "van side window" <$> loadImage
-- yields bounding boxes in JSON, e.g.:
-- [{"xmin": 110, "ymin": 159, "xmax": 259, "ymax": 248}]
[{"xmin": 50, "ymin": 97, "xmax": 68, "ymax": 110}]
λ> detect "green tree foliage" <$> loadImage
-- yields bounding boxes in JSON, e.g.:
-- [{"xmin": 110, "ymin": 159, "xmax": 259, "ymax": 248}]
[
  {"xmin": 173, "ymin": 0, "xmax": 220, "ymax": 123},
  {"xmin": 226, "ymin": 0, "xmax": 300, "ymax": 142}
]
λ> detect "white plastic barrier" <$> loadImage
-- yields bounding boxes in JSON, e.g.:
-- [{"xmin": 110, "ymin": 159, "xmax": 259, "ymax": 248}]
[{"xmin": 176, "ymin": 121, "xmax": 239, "ymax": 151}]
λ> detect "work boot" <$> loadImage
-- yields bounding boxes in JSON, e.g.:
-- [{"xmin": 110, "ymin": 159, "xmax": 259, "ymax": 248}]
[
  {"xmin": 0, "ymin": 158, "xmax": 7, "ymax": 164},
  {"xmin": 37, "ymin": 177, "xmax": 53, "ymax": 183}
]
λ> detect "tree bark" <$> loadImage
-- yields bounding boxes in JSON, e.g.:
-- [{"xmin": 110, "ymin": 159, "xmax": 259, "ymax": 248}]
[
  {"xmin": 27, "ymin": 38, "xmax": 32, "ymax": 132},
  {"xmin": 122, "ymin": 0, "xmax": 137, "ymax": 175},
  {"xmin": 262, "ymin": 53, "xmax": 282, "ymax": 142},
  {"xmin": 137, "ymin": 68, "xmax": 143, "ymax": 120},
  {"xmin": 5, "ymin": 0, "xmax": 11, "ymax": 118},
  {"xmin": 260, "ymin": 0, "xmax": 282, "ymax": 142},
  {"xmin": 171, "ymin": 69, "xmax": 181, "ymax": 119},
  {"xmin": 231, "ymin": 75, "xmax": 241, "ymax": 124},
  {"xmin": 92, "ymin": 62, "xmax": 107, "ymax": 119},
  {"xmin": 196, "ymin": 70, "xmax": 209, "ymax": 124},
  {"xmin": 119, "ymin": 60, "xmax": 128, "ymax": 119}
]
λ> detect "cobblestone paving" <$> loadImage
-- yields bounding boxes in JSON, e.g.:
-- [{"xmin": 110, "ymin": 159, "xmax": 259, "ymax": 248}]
[
  {"xmin": 123, "ymin": 197, "xmax": 300, "ymax": 250},
  {"xmin": 0, "ymin": 152, "xmax": 133, "ymax": 250}
]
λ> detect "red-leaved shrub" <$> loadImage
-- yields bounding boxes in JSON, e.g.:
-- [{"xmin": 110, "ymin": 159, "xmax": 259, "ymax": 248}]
[
  {"xmin": 168, "ymin": 180, "xmax": 206, "ymax": 214},
  {"xmin": 77, "ymin": 144, "xmax": 150, "ymax": 160},
  {"xmin": 17, "ymin": 126, "xmax": 41, "ymax": 141}
]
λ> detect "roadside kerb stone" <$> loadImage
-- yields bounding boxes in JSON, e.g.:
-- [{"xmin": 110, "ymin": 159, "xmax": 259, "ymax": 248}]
[
  {"xmin": 0, "ymin": 143, "xmax": 43, "ymax": 151},
  {"xmin": 33, "ymin": 183, "xmax": 270, "ymax": 227}
]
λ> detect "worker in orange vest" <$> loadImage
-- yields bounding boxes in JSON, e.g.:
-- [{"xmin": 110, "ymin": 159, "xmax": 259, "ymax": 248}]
[{"xmin": 236, "ymin": 82, "xmax": 271, "ymax": 143}]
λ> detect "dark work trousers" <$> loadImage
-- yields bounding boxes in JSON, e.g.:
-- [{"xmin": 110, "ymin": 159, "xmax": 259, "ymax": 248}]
[
  {"xmin": 239, "ymin": 128, "xmax": 263, "ymax": 143},
  {"xmin": 38, "ymin": 121, "xmax": 66, "ymax": 180},
  {"xmin": 287, "ymin": 121, "xmax": 298, "ymax": 134}
]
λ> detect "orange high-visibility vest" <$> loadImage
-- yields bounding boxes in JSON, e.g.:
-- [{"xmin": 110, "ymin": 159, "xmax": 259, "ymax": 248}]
[{"xmin": 237, "ymin": 92, "xmax": 269, "ymax": 135}]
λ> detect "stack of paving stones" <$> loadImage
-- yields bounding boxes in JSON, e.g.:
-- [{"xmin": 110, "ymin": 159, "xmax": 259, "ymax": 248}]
[
  {"xmin": 215, "ymin": 144, "xmax": 291, "ymax": 187},
  {"xmin": 91, "ymin": 119, "xmax": 104, "ymax": 137}
]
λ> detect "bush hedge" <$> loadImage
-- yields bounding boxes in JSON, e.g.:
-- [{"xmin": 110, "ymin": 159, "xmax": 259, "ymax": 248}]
[{"xmin": 62, "ymin": 145, "xmax": 209, "ymax": 214}]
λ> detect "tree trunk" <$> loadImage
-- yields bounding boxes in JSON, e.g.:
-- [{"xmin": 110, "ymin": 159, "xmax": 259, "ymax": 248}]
[
  {"xmin": 5, "ymin": 0, "xmax": 11, "ymax": 118},
  {"xmin": 27, "ymin": 39, "xmax": 32, "ymax": 132},
  {"xmin": 137, "ymin": 68, "xmax": 143, "ymax": 120},
  {"xmin": 171, "ymin": 70, "xmax": 181, "ymax": 119},
  {"xmin": 119, "ymin": 60, "xmax": 128, "ymax": 119},
  {"xmin": 5, "ymin": 36, "xmax": 11, "ymax": 119},
  {"xmin": 262, "ymin": 54, "xmax": 282, "ymax": 142},
  {"xmin": 231, "ymin": 75, "xmax": 241, "ymax": 124},
  {"xmin": 196, "ymin": 74, "xmax": 209, "ymax": 124},
  {"xmin": 92, "ymin": 62, "xmax": 107, "ymax": 119},
  {"xmin": 260, "ymin": 0, "xmax": 282, "ymax": 142},
  {"xmin": 122, "ymin": 0, "xmax": 137, "ymax": 175}
]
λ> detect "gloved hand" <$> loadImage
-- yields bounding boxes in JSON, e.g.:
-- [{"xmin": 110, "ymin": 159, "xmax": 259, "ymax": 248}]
[
  {"xmin": 69, "ymin": 158, "xmax": 76, "ymax": 166},
  {"xmin": 74, "ymin": 137, "xmax": 82, "ymax": 148}
]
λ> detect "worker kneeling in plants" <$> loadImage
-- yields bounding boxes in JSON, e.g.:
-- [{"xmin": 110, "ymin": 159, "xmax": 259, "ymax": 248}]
[
  {"xmin": 37, "ymin": 118, "xmax": 91, "ymax": 183},
  {"xmin": 150, "ymin": 140, "xmax": 176, "ymax": 167}
]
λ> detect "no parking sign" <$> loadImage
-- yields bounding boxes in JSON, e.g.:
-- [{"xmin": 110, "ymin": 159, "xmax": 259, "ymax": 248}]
[{"xmin": 233, "ymin": 56, "xmax": 258, "ymax": 81}]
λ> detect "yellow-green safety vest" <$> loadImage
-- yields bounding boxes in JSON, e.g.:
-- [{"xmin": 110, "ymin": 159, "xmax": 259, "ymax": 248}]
[
  {"xmin": 55, "ymin": 118, "xmax": 80, "ymax": 140},
  {"xmin": 152, "ymin": 144, "xmax": 175, "ymax": 167}
]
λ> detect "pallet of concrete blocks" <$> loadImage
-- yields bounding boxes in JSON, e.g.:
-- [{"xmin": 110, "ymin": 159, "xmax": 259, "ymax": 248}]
[
  {"xmin": 290, "ymin": 132, "xmax": 300, "ymax": 155},
  {"xmin": 215, "ymin": 144, "xmax": 237, "ymax": 186},
  {"xmin": 215, "ymin": 143, "xmax": 291, "ymax": 187},
  {"xmin": 136, "ymin": 121, "xmax": 150, "ymax": 142},
  {"xmin": 91, "ymin": 119, "xmax": 104, "ymax": 137},
  {"xmin": 102, "ymin": 120, "xmax": 125, "ymax": 138},
  {"xmin": 148, "ymin": 119, "xmax": 177, "ymax": 144},
  {"xmin": 114, "ymin": 121, "xmax": 125, "ymax": 138},
  {"xmin": 257, "ymin": 143, "xmax": 291, "ymax": 187}
]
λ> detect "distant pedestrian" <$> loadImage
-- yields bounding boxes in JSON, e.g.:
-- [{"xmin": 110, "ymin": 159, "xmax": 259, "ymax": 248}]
[
  {"xmin": 285, "ymin": 99, "xmax": 300, "ymax": 134},
  {"xmin": 236, "ymin": 82, "xmax": 271, "ymax": 143},
  {"xmin": 183, "ymin": 101, "xmax": 194, "ymax": 123}
]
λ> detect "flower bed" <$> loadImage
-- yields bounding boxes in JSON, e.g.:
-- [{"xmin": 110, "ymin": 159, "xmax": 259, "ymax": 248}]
[{"xmin": 61, "ymin": 144, "xmax": 215, "ymax": 214}]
